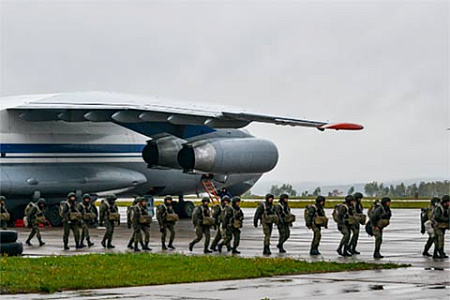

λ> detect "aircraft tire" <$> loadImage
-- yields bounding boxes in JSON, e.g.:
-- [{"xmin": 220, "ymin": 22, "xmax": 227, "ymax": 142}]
[
  {"xmin": 0, "ymin": 242, "xmax": 23, "ymax": 256},
  {"xmin": 183, "ymin": 201, "xmax": 195, "ymax": 218},
  {"xmin": 45, "ymin": 205, "xmax": 63, "ymax": 227},
  {"xmin": 0, "ymin": 230, "xmax": 18, "ymax": 243}
]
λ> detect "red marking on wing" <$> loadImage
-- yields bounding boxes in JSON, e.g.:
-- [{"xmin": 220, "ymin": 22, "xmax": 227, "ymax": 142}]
[{"xmin": 318, "ymin": 123, "xmax": 364, "ymax": 131}]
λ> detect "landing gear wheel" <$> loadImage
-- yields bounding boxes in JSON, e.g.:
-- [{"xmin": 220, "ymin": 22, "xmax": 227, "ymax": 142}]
[
  {"xmin": 0, "ymin": 242, "xmax": 23, "ymax": 256},
  {"xmin": 182, "ymin": 201, "xmax": 195, "ymax": 218},
  {"xmin": 0, "ymin": 230, "xmax": 18, "ymax": 243},
  {"xmin": 45, "ymin": 205, "xmax": 62, "ymax": 227}
]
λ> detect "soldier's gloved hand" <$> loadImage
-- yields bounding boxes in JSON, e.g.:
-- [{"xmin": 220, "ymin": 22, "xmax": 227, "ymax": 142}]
[
  {"xmin": 337, "ymin": 225, "xmax": 342, "ymax": 231},
  {"xmin": 160, "ymin": 227, "xmax": 164, "ymax": 233},
  {"xmin": 421, "ymin": 227, "xmax": 425, "ymax": 234}
]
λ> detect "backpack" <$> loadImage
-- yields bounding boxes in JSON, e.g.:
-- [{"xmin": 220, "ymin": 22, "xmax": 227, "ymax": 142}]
[
  {"xmin": 127, "ymin": 205, "xmax": 135, "ymax": 228},
  {"xmin": 59, "ymin": 201, "xmax": 69, "ymax": 218},
  {"xmin": 367, "ymin": 201, "xmax": 380, "ymax": 221},
  {"xmin": 192, "ymin": 206, "xmax": 201, "ymax": 225},
  {"xmin": 420, "ymin": 208, "xmax": 430, "ymax": 225},
  {"xmin": 24, "ymin": 202, "xmax": 37, "ymax": 217},
  {"xmin": 304, "ymin": 205, "xmax": 316, "ymax": 226},
  {"xmin": 365, "ymin": 221, "xmax": 374, "ymax": 236},
  {"xmin": 332, "ymin": 204, "xmax": 344, "ymax": 223}
]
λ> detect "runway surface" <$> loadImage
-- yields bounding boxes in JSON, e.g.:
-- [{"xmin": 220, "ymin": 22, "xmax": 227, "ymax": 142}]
[{"xmin": 5, "ymin": 208, "xmax": 450, "ymax": 299}]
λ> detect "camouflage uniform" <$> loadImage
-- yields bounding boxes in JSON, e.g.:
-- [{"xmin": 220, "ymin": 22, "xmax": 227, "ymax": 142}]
[
  {"xmin": 254, "ymin": 194, "xmax": 277, "ymax": 255},
  {"xmin": 132, "ymin": 198, "xmax": 152, "ymax": 251},
  {"xmin": 432, "ymin": 195, "xmax": 449, "ymax": 259},
  {"xmin": 421, "ymin": 198, "xmax": 439, "ymax": 257},
  {"xmin": 61, "ymin": 194, "xmax": 81, "ymax": 250},
  {"xmin": 157, "ymin": 197, "xmax": 177, "ymax": 250},
  {"xmin": 99, "ymin": 194, "xmax": 119, "ymax": 249},
  {"xmin": 189, "ymin": 198, "xmax": 213, "ymax": 253},
  {"xmin": 274, "ymin": 194, "xmax": 293, "ymax": 253},
  {"xmin": 25, "ymin": 199, "xmax": 46, "ymax": 246},
  {"xmin": 371, "ymin": 197, "xmax": 392, "ymax": 259},
  {"xmin": 77, "ymin": 194, "xmax": 96, "ymax": 247},
  {"xmin": 210, "ymin": 197, "xmax": 228, "ymax": 251},
  {"xmin": 229, "ymin": 197, "xmax": 244, "ymax": 254},
  {"xmin": 336, "ymin": 195, "xmax": 355, "ymax": 257},
  {"xmin": 0, "ymin": 196, "xmax": 9, "ymax": 230},
  {"xmin": 306, "ymin": 196, "xmax": 327, "ymax": 255},
  {"xmin": 349, "ymin": 192, "xmax": 364, "ymax": 254},
  {"xmin": 217, "ymin": 201, "xmax": 234, "ymax": 253}
]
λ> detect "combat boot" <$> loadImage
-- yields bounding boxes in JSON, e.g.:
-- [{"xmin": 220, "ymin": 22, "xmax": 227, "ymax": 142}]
[
  {"xmin": 263, "ymin": 245, "xmax": 271, "ymax": 255},
  {"xmin": 217, "ymin": 243, "xmax": 223, "ymax": 253},
  {"xmin": 439, "ymin": 249, "xmax": 449, "ymax": 258},
  {"xmin": 351, "ymin": 247, "xmax": 360, "ymax": 255},
  {"xmin": 344, "ymin": 246, "xmax": 353, "ymax": 257},
  {"xmin": 188, "ymin": 242, "xmax": 194, "ymax": 251},
  {"xmin": 64, "ymin": 243, "xmax": 70, "ymax": 250},
  {"xmin": 25, "ymin": 239, "xmax": 32, "ymax": 246},
  {"xmin": 87, "ymin": 239, "xmax": 94, "ymax": 247},
  {"xmin": 77, "ymin": 242, "xmax": 86, "ymax": 249},
  {"xmin": 134, "ymin": 242, "xmax": 140, "ymax": 252},
  {"xmin": 107, "ymin": 241, "xmax": 115, "ymax": 249},
  {"xmin": 210, "ymin": 246, "xmax": 217, "ymax": 252},
  {"xmin": 143, "ymin": 242, "xmax": 151, "ymax": 251},
  {"xmin": 336, "ymin": 246, "xmax": 344, "ymax": 257},
  {"xmin": 277, "ymin": 244, "xmax": 287, "ymax": 253},
  {"xmin": 168, "ymin": 242, "xmax": 176, "ymax": 250},
  {"xmin": 39, "ymin": 240, "xmax": 45, "ymax": 247},
  {"xmin": 101, "ymin": 239, "xmax": 106, "ymax": 248},
  {"xmin": 433, "ymin": 249, "xmax": 441, "ymax": 259},
  {"xmin": 232, "ymin": 248, "xmax": 241, "ymax": 254},
  {"xmin": 310, "ymin": 248, "xmax": 319, "ymax": 256},
  {"xmin": 422, "ymin": 250, "xmax": 432, "ymax": 257},
  {"xmin": 226, "ymin": 245, "xmax": 232, "ymax": 252},
  {"xmin": 127, "ymin": 238, "xmax": 133, "ymax": 249},
  {"xmin": 373, "ymin": 251, "xmax": 383, "ymax": 259},
  {"xmin": 204, "ymin": 246, "xmax": 213, "ymax": 254}
]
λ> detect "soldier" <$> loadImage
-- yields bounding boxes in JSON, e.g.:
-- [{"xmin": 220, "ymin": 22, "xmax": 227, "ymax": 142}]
[
  {"xmin": 432, "ymin": 195, "xmax": 449, "ymax": 259},
  {"xmin": 77, "ymin": 194, "xmax": 96, "ymax": 248},
  {"xmin": 210, "ymin": 196, "xmax": 230, "ymax": 251},
  {"xmin": 99, "ymin": 194, "xmax": 120, "ymax": 249},
  {"xmin": 421, "ymin": 197, "xmax": 440, "ymax": 257},
  {"xmin": 61, "ymin": 192, "xmax": 82, "ymax": 250},
  {"xmin": 335, "ymin": 195, "xmax": 356, "ymax": 257},
  {"xmin": 371, "ymin": 196, "xmax": 392, "ymax": 259},
  {"xmin": 217, "ymin": 196, "xmax": 235, "ymax": 253},
  {"xmin": 156, "ymin": 196, "xmax": 178, "ymax": 250},
  {"xmin": 229, "ymin": 196, "xmax": 244, "ymax": 254},
  {"xmin": 132, "ymin": 197, "xmax": 152, "ymax": 252},
  {"xmin": 25, "ymin": 198, "xmax": 46, "ymax": 246},
  {"xmin": 349, "ymin": 192, "xmax": 365, "ymax": 254},
  {"xmin": 127, "ymin": 198, "xmax": 144, "ymax": 250},
  {"xmin": 254, "ymin": 193, "xmax": 278, "ymax": 255},
  {"xmin": 189, "ymin": 197, "xmax": 214, "ymax": 253},
  {"xmin": 306, "ymin": 196, "xmax": 328, "ymax": 255},
  {"xmin": 0, "ymin": 196, "xmax": 10, "ymax": 230},
  {"xmin": 275, "ymin": 194, "xmax": 295, "ymax": 253}
]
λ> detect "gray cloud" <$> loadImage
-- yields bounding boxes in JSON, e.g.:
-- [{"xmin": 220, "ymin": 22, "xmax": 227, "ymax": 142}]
[{"xmin": 1, "ymin": 0, "xmax": 448, "ymax": 190}]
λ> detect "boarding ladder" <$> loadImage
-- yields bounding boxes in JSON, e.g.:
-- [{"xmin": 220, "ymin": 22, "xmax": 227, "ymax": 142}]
[{"xmin": 201, "ymin": 180, "xmax": 221, "ymax": 203}]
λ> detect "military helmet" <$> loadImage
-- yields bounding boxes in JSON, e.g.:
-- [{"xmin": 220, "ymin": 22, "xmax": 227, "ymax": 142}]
[
  {"xmin": 315, "ymin": 195, "xmax": 326, "ymax": 204},
  {"xmin": 201, "ymin": 197, "xmax": 211, "ymax": 203},
  {"xmin": 279, "ymin": 193, "xmax": 289, "ymax": 202},
  {"xmin": 37, "ymin": 198, "xmax": 46, "ymax": 206},
  {"xmin": 67, "ymin": 192, "xmax": 77, "ymax": 199},
  {"xmin": 164, "ymin": 196, "xmax": 173, "ymax": 202},
  {"xmin": 345, "ymin": 195, "xmax": 355, "ymax": 204},
  {"xmin": 82, "ymin": 194, "xmax": 91, "ymax": 201},
  {"xmin": 232, "ymin": 196, "xmax": 241, "ymax": 204},
  {"xmin": 221, "ymin": 196, "xmax": 230, "ymax": 204},
  {"xmin": 106, "ymin": 194, "xmax": 117, "ymax": 201},
  {"xmin": 354, "ymin": 192, "xmax": 363, "ymax": 200},
  {"xmin": 137, "ymin": 196, "xmax": 147, "ymax": 203},
  {"xmin": 441, "ymin": 195, "xmax": 450, "ymax": 204},
  {"xmin": 265, "ymin": 193, "xmax": 274, "ymax": 201},
  {"xmin": 431, "ymin": 197, "xmax": 440, "ymax": 206},
  {"xmin": 381, "ymin": 197, "xmax": 391, "ymax": 205},
  {"xmin": 0, "ymin": 195, "xmax": 6, "ymax": 202}
]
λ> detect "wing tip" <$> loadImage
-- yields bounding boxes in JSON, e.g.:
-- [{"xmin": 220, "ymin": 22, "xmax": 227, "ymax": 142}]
[{"xmin": 318, "ymin": 123, "xmax": 364, "ymax": 131}]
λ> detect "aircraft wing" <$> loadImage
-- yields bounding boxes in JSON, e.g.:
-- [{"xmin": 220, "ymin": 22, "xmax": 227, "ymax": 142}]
[{"xmin": 7, "ymin": 91, "xmax": 363, "ymax": 132}]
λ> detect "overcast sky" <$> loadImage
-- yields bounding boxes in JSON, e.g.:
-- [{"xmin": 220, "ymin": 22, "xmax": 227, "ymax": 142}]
[{"xmin": 1, "ymin": 0, "xmax": 448, "ymax": 190}]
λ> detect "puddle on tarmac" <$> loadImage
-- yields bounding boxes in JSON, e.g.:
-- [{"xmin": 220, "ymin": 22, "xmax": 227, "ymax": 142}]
[
  {"xmin": 369, "ymin": 285, "xmax": 384, "ymax": 290},
  {"xmin": 342, "ymin": 288, "xmax": 359, "ymax": 293},
  {"xmin": 428, "ymin": 285, "xmax": 447, "ymax": 290},
  {"xmin": 424, "ymin": 267, "xmax": 445, "ymax": 271}
]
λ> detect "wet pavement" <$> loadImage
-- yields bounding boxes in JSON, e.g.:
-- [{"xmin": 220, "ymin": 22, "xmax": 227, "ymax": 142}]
[{"xmin": 5, "ymin": 208, "xmax": 450, "ymax": 299}]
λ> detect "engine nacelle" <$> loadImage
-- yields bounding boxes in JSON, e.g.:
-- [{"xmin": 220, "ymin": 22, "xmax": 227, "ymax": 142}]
[
  {"xmin": 177, "ymin": 138, "xmax": 278, "ymax": 174},
  {"xmin": 142, "ymin": 137, "xmax": 184, "ymax": 169}
]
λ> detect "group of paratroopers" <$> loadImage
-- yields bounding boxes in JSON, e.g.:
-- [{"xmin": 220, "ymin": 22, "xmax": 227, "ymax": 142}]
[{"xmin": 0, "ymin": 192, "xmax": 448, "ymax": 259}]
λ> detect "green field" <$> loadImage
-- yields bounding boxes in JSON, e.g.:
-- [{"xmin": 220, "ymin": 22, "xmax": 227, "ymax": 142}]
[{"xmin": 0, "ymin": 253, "xmax": 407, "ymax": 294}]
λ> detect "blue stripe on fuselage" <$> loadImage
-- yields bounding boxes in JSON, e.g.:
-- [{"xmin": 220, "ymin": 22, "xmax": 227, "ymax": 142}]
[{"xmin": 0, "ymin": 143, "xmax": 146, "ymax": 153}]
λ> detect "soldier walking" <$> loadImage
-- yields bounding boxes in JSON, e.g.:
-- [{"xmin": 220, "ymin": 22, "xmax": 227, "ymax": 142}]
[
  {"xmin": 371, "ymin": 197, "xmax": 392, "ymax": 259},
  {"xmin": 0, "ymin": 196, "xmax": 10, "ymax": 230},
  {"xmin": 210, "ymin": 196, "xmax": 229, "ymax": 251},
  {"xmin": 25, "ymin": 198, "xmax": 46, "ymax": 246},
  {"xmin": 217, "ymin": 196, "xmax": 234, "ymax": 253},
  {"xmin": 305, "ymin": 196, "xmax": 328, "ymax": 255},
  {"xmin": 61, "ymin": 192, "xmax": 82, "ymax": 250},
  {"xmin": 335, "ymin": 195, "xmax": 356, "ymax": 257},
  {"xmin": 275, "ymin": 194, "xmax": 295, "ymax": 253},
  {"xmin": 432, "ymin": 195, "xmax": 449, "ymax": 259},
  {"xmin": 132, "ymin": 197, "xmax": 152, "ymax": 252},
  {"xmin": 421, "ymin": 197, "xmax": 440, "ymax": 257},
  {"xmin": 99, "ymin": 194, "xmax": 120, "ymax": 249},
  {"xmin": 349, "ymin": 192, "xmax": 365, "ymax": 254},
  {"xmin": 156, "ymin": 196, "xmax": 178, "ymax": 250},
  {"xmin": 78, "ymin": 194, "xmax": 96, "ymax": 247},
  {"xmin": 254, "ymin": 193, "xmax": 278, "ymax": 255},
  {"xmin": 189, "ymin": 197, "xmax": 214, "ymax": 253}
]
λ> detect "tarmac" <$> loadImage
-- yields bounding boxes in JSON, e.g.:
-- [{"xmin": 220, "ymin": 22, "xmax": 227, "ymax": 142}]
[{"xmin": 5, "ymin": 208, "xmax": 450, "ymax": 299}]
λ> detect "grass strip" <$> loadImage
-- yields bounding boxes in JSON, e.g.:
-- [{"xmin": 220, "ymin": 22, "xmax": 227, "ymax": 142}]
[{"xmin": 0, "ymin": 253, "xmax": 407, "ymax": 294}]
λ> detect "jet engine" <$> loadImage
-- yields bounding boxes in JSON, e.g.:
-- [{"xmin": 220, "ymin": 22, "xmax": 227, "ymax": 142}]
[
  {"xmin": 142, "ymin": 137, "xmax": 184, "ymax": 169},
  {"xmin": 177, "ymin": 138, "xmax": 278, "ymax": 174}
]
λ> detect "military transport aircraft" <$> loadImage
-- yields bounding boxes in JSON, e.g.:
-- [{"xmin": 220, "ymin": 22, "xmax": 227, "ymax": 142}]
[{"xmin": 0, "ymin": 92, "xmax": 363, "ymax": 225}]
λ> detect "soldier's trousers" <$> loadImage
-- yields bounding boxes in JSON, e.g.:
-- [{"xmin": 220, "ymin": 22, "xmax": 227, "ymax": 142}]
[
  {"xmin": 63, "ymin": 221, "xmax": 80, "ymax": 245},
  {"xmin": 338, "ymin": 225, "xmax": 351, "ymax": 249},
  {"xmin": 349, "ymin": 224, "xmax": 360, "ymax": 249},
  {"xmin": 434, "ymin": 228, "xmax": 446, "ymax": 251},
  {"xmin": 103, "ymin": 220, "xmax": 115, "ymax": 243},
  {"xmin": 134, "ymin": 224, "xmax": 150, "ymax": 244},
  {"xmin": 211, "ymin": 226, "xmax": 222, "ymax": 248},
  {"xmin": 277, "ymin": 224, "xmax": 290, "ymax": 246},
  {"xmin": 192, "ymin": 225, "xmax": 210, "ymax": 248},
  {"xmin": 311, "ymin": 225, "xmax": 322, "ymax": 249},
  {"xmin": 262, "ymin": 223, "xmax": 273, "ymax": 246},
  {"xmin": 424, "ymin": 234, "xmax": 434, "ymax": 252},
  {"xmin": 80, "ymin": 221, "xmax": 90, "ymax": 243},
  {"xmin": 161, "ymin": 223, "xmax": 175, "ymax": 244},
  {"xmin": 27, "ymin": 223, "xmax": 42, "ymax": 242},
  {"xmin": 1, "ymin": 220, "xmax": 7, "ymax": 230},
  {"xmin": 232, "ymin": 228, "xmax": 241, "ymax": 249},
  {"xmin": 373, "ymin": 227, "xmax": 383, "ymax": 252},
  {"xmin": 221, "ymin": 226, "xmax": 234, "ymax": 247}
]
